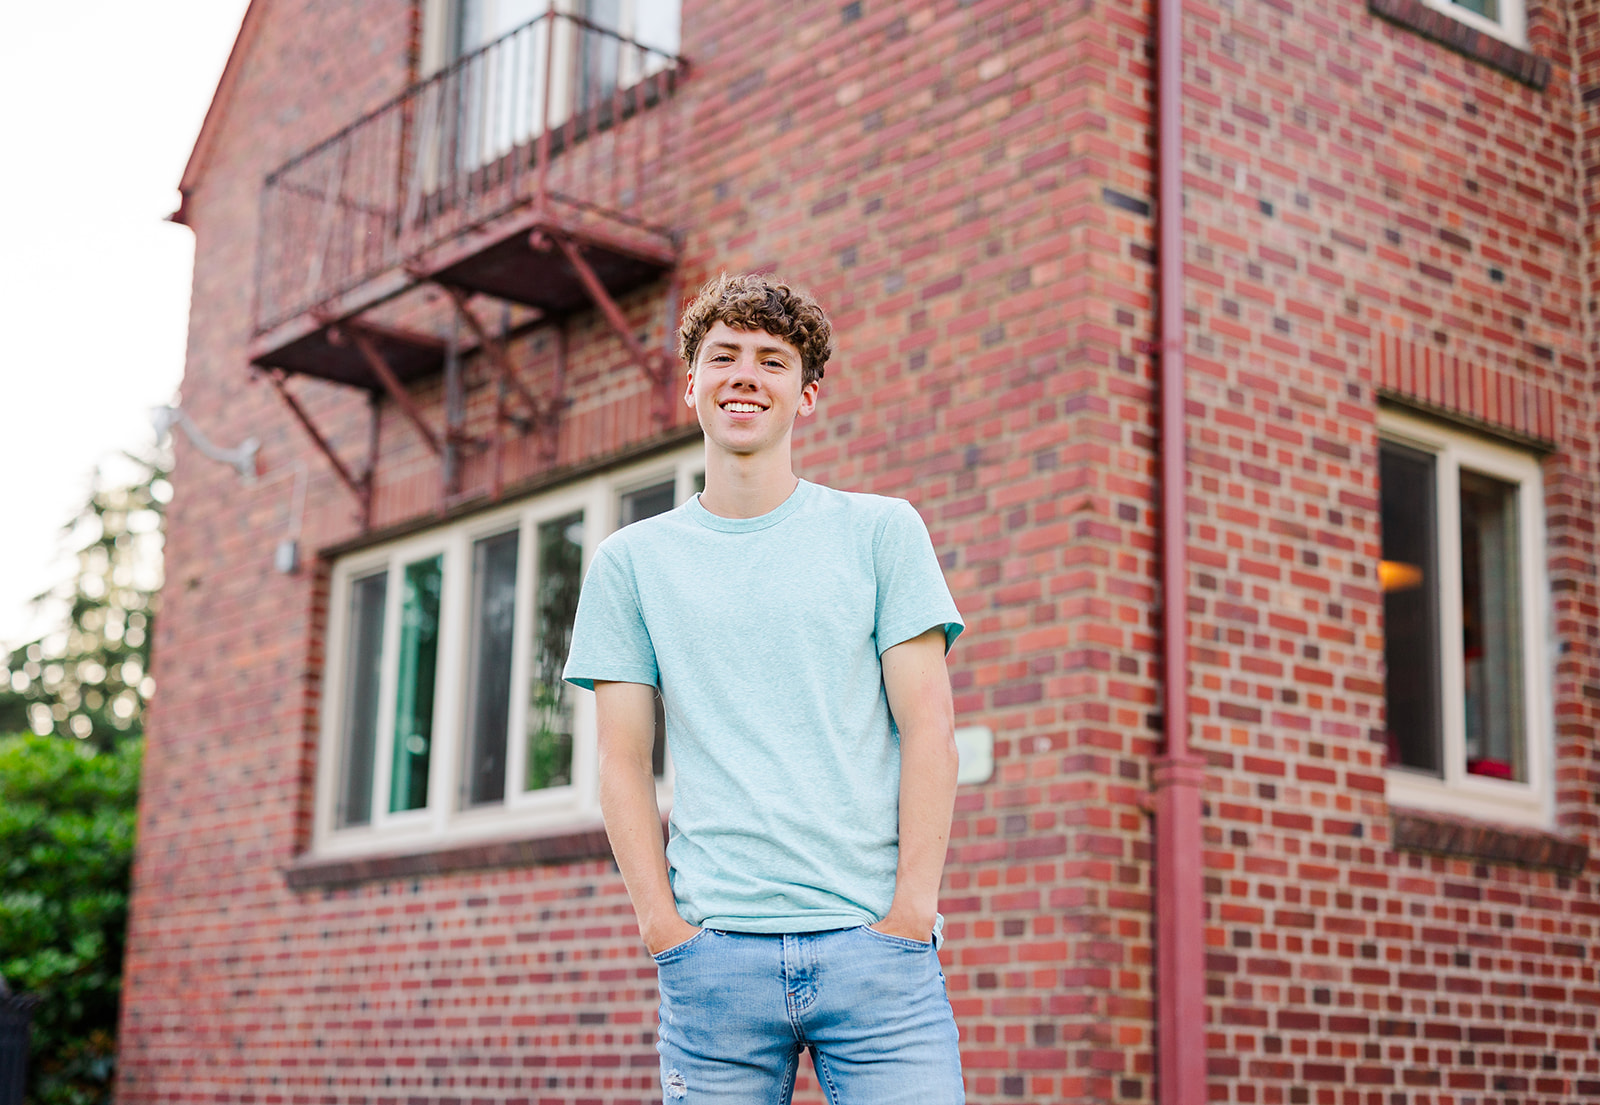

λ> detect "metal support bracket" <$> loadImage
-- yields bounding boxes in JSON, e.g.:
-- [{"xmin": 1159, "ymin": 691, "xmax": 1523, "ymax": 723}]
[
  {"xmin": 264, "ymin": 369, "xmax": 373, "ymax": 529},
  {"xmin": 546, "ymin": 230, "xmax": 675, "ymax": 427},
  {"xmin": 442, "ymin": 286, "xmax": 548, "ymax": 424},
  {"xmin": 341, "ymin": 324, "xmax": 445, "ymax": 456},
  {"xmin": 442, "ymin": 286, "xmax": 568, "ymax": 497}
]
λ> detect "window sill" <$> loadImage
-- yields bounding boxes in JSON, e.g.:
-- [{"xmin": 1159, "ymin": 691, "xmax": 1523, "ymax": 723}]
[
  {"xmin": 1391, "ymin": 807, "xmax": 1587, "ymax": 873},
  {"xmin": 285, "ymin": 826, "xmax": 614, "ymax": 890},
  {"xmin": 1369, "ymin": 0, "xmax": 1549, "ymax": 89}
]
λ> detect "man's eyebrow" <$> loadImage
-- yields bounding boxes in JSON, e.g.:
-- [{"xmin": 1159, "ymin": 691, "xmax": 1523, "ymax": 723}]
[{"xmin": 705, "ymin": 340, "xmax": 795, "ymax": 358}]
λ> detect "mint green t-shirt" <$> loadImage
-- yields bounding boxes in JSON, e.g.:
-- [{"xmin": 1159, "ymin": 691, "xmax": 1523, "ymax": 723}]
[{"xmin": 563, "ymin": 479, "xmax": 963, "ymax": 933}]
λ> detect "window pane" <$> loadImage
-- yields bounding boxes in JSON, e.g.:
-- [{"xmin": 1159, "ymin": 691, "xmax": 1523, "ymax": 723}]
[
  {"xmin": 620, "ymin": 479, "xmax": 676, "ymax": 527},
  {"xmin": 1460, "ymin": 469, "xmax": 1524, "ymax": 781},
  {"xmin": 452, "ymin": 1, "xmax": 550, "ymax": 170},
  {"xmin": 580, "ymin": 0, "xmax": 622, "ymax": 102},
  {"xmin": 463, "ymin": 531, "xmax": 520, "ymax": 807},
  {"xmin": 391, "ymin": 555, "xmax": 443, "ymax": 813},
  {"xmin": 458, "ymin": 0, "xmax": 545, "ymax": 54},
  {"xmin": 1449, "ymin": 0, "xmax": 1499, "ymax": 20},
  {"xmin": 619, "ymin": 480, "xmax": 676, "ymax": 774},
  {"xmin": 1380, "ymin": 443, "xmax": 1443, "ymax": 775},
  {"xmin": 337, "ymin": 572, "xmax": 387, "ymax": 828},
  {"xmin": 528, "ymin": 512, "xmax": 584, "ymax": 790},
  {"xmin": 634, "ymin": 0, "xmax": 682, "ymax": 56}
]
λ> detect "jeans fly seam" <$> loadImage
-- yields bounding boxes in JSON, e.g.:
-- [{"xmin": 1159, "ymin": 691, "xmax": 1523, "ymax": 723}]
[{"xmin": 782, "ymin": 933, "xmax": 816, "ymax": 1036}]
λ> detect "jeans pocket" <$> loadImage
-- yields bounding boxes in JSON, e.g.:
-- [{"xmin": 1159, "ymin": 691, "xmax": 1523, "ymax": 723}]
[
  {"xmin": 862, "ymin": 912, "xmax": 945, "ymax": 951},
  {"xmin": 651, "ymin": 927, "xmax": 710, "ymax": 965},
  {"xmin": 860, "ymin": 924, "xmax": 935, "ymax": 952}
]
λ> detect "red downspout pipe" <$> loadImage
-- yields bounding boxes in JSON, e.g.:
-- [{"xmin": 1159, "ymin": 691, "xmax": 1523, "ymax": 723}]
[{"xmin": 1153, "ymin": 0, "xmax": 1207, "ymax": 1098}]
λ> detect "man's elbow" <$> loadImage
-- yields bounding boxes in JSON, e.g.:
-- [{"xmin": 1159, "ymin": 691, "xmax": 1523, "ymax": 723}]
[{"xmin": 905, "ymin": 716, "xmax": 959, "ymax": 776}]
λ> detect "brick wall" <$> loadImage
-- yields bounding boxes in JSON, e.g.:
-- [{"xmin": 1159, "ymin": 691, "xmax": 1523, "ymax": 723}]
[
  {"xmin": 1180, "ymin": 0, "xmax": 1599, "ymax": 1100},
  {"xmin": 119, "ymin": 0, "xmax": 1598, "ymax": 1101}
]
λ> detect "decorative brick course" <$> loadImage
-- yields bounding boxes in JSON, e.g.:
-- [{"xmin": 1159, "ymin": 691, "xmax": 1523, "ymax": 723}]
[
  {"xmin": 1375, "ymin": 332, "xmax": 1561, "ymax": 446},
  {"xmin": 1392, "ymin": 807, "xmax": 1589, "ymax": 871}
]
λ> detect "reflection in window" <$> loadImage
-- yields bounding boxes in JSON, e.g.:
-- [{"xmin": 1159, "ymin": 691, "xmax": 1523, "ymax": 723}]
[
  {"xmin": 1380, "ymin": 443, "xmax": 1442, "ymax": 775},
  {"xmin": 1459, "ymin": 470, "xmax": 1524, "ymax": 781},
  {"xmin": 337, "ymin": 572, "xmax": 387, "ymax": 828},
  {"xmin": 391, "ymin": 556, "xmax": 443, "ymax": 812},
  {"xmin": 528, "ymin": 512, "xmax": 584, "ymax": 790},
  {"xmin": 463, "ymin": 531, "xmax": 520, "ymax": 807}
]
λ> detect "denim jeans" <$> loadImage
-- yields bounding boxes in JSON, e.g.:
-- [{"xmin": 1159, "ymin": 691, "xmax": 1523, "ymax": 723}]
[{"xmin": 651, "ymin": 920, "xmax": 964, "ymax": 1104}]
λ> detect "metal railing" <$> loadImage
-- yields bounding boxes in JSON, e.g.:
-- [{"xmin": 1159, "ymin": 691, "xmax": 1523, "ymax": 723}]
[{"xmin": 255, "ymin": 10, "xmax": 683, "ymax": 333}]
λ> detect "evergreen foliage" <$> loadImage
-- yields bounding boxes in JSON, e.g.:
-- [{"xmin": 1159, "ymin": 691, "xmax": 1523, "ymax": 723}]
[
  {"xmin": 0, "ymin": 453, "xmax": 169, "ymax": 751},
  {"xmin": 0, "ymin": 733, "xmax": 140, "ymax": 1105}
]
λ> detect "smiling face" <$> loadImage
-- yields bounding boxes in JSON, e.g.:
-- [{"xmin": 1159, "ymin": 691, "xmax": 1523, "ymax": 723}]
[{"xmin": 685, "ymin": 321, "xmax": 819, "ymax": 459}]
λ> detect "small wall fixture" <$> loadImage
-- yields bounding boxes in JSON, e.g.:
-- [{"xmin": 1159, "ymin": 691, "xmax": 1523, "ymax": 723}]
[
  {"xmin": 954, "ymin": 725, "xmax": 994, "ymax": 785},
  {"xmin": 150, "ymin": 405, "xmax": 260, "ymax": 483}
]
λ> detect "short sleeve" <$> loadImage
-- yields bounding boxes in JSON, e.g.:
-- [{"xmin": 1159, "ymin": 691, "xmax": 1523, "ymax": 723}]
[
  {"xmin": 874, "ymin": 500, "xmax": 964, "ymax": 655},
  {"xmin": 562, "ymin": 544, "xmax": 660, "ymax": 691}
]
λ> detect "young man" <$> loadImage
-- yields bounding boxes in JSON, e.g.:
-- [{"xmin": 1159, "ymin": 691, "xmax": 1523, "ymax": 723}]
[{"xmin": 563, "ymin": 274, "xmax": 965, "ymax": 1102}]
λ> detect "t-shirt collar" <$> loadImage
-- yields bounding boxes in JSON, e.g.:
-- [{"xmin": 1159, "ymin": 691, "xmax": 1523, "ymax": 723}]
[{"xmin": 686, "ymin": 479, "xmax": 812, "ymax": 532}]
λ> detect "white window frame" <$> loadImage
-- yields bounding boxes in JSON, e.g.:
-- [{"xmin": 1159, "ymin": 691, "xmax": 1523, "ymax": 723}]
[
  {"xmin": 1379, "ymin": 408, "xmax": 1553, "ymax": 827},
  {"xmin": 312, "ymin": 444, "xmax": 703, "ymax": 858},
  {"xmin": 1418, "ymin": 0, "xmax": 1527, "ymax": 49}
]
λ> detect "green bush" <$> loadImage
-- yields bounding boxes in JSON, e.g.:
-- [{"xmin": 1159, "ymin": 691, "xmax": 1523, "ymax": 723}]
[{"xmin": 0, "ymin": 733, "xmax": 140, "ymax": 1105}]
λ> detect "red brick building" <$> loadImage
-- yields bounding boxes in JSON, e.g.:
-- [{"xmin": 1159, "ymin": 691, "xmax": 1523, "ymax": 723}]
[{"xmin": 121, "ymin": 0, "xmax": 1598, "ymax": 1101}]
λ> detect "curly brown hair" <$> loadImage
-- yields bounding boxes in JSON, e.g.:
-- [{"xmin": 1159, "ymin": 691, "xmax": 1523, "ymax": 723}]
[{"xmin": 677, "ymin": 273, "xmax": 834, "ymax": 389}]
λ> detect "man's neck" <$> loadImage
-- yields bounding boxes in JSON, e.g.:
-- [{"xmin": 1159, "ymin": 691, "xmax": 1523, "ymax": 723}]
[{"xmin": 698, "ymin": 447, "xmax": 800, "ymax": 519}]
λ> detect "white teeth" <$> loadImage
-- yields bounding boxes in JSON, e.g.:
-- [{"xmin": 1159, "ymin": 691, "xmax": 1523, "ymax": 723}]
[{"xmin": 724, "ymin": 402, "xmax": 762, "ymax": 412}]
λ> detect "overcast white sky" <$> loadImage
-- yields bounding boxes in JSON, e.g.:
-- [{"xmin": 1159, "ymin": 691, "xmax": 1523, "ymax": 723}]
[{"xmin": 0, "ymin": 1, "xmax": 251, "ymax": 648}]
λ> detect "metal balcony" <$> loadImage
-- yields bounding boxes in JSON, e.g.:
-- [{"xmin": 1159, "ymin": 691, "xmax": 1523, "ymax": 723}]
[
  {"xmin": 250, "ymin": 9, "xmax": 685, "ymax": 389},
  {"xmin": 249, "ymin": 10, "xmax": 687, "ymax": 527}
]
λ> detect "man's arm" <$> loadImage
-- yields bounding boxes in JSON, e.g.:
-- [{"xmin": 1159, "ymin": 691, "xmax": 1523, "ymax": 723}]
[
  {"xmin": 870, "ymin": 626, "xmax": 959, "ymax": 942},
  {"xmin": 595, "ymin": 680, "xmax": 700, "ymax": 955}
]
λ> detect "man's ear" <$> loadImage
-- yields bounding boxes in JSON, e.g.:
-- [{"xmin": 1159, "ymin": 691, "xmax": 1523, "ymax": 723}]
[
  {"xmin": 797, "ymin": 379, "xmax": 820, "ymax": 418},
  {"xmin": 684, "ymin": 369, "xmax": 696, "ymax": 409}
]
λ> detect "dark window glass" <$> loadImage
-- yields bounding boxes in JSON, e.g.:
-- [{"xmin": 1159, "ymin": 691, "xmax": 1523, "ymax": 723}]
[
  {"xmin": 528, "ymin": 512, "xmax": 584, "ymax": 790},
  {"xmin": 337, "ymin": 572, "xmax": 387, "ymax": 828},
  {"xmin": 579, "ymin": 0, "xmax": 622, "ymax": 104},
  {"xmin": 390, "ymin": 555, "xmax": 444, "ymax": 812},
  {"xmin": 463, "ymin": 531, "xmax": 520, "ymax": 807},
  {"xmin": 1459, "ymin": 469, "xmax": 1524, "ymax": 781},
  {"xmin": 620, "ymin": 479, "xmax": 676, "ymax": 527},
  {"xmin": 1380, "ymin": 443, "xmax": 1442, "ymax": 775},
  {"xmin": 619, "ymin": 479, "xmax": 677, "ymax": 775}
]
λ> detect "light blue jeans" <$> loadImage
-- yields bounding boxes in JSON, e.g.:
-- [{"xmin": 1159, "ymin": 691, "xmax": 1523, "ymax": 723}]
[{"xmin": 651, "ymin": 920, "xmax": 964, "ymax": 1104}]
